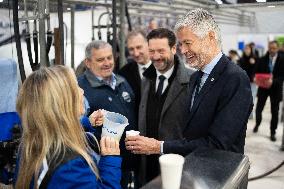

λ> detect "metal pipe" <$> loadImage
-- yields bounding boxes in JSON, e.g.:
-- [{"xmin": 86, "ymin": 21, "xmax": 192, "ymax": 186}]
[
  {"xmin": 91, "ymin": 6, "xmax": 95, "ymax": 40},
  {"xmin": 112, "ymin": 0, "xmax": 117, "ymax": 61},
  {"xmin": 219, "ymin": 1, "xmax": 284, "ymax": 8},
  {"xmin": 54, "ymin": 0, "xmax": 112, "ymax": 7},
  {"xmin": 58, "ymin": 0, "xmax": 64, "ymax": 65},
  {"xmin": 71, "ymin": 5, "xmax": 75, "ymax": 69},
  {"xmin": 119, "ymin": 0, "xmax": 126, "ymax": 69},
  {"xmin": 38, "ymin": 0, "xmax": 48, "ymax": 67},
  {"xmin": 46, "ymin": 0, "xmax": 51, "ymax": 31},
  {"xmin": 13, "ymin": 0, "xmax": 26, "ymax": 81},
  {"xmin": 23, "ymin": 0, "xmax": 29, "ymax": 33},
  {"xmin": 18, "ymin": 15, "xmax": 39, "ymax": 22}
]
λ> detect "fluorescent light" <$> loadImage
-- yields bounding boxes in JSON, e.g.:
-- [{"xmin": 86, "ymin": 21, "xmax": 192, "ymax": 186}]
[
  {"xmin": 0, "ymin": 0, "xmax": 3, "ymax": 2},
  {"xmin": 267, "ymin": 5, "xmax": 275, "ymax": 8},
  {"xmin": 256, "ymin": 0, "xmax": 266, "ymax": 2},
  {"xmin": 215, "ymin": 0, "xmax": 223, "ymax": 4}
]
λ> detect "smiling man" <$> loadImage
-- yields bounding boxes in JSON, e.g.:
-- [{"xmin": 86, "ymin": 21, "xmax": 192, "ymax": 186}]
[
  {"xmin": 77, "ymin": 40, "xmax": 137, "ymax": 189},
  {"xmin": 126, "ymin": 9, "xmax": 253, "ymax": 185},
  {"xmin": 125, "ymin": 28, "xmax": 192, "ymax": 185},
  {"xmin": 119, "ymin": 30, "xmax": 151, "ymax": 118}
]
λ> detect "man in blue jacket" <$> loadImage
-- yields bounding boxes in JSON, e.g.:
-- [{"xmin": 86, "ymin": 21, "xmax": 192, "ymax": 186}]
[
  {"xmin": 126, "ymin": 9, "xmax": 252, "ymax": 156},
  {"xmin": 78, "ymin": 40, "xmax": 138, "ymax": 188}
]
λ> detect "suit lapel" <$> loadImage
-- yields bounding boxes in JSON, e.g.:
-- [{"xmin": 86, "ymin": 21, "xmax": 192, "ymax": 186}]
[
  {"xmin": 133, "ymin": 63, "xmax": 141, "ymax": 83},
  {"xmin": 188, "ymin": 55, "xmax": 228, "ymax": 122},
  {"xmin": 161, "ymin": 78, "xmax": 183, "ymax": 117}
]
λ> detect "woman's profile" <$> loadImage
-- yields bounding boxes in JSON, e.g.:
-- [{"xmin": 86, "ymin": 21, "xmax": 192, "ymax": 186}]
[{"xmin": 15, "ymin": 65, "xmax": 121, "ymax": 189}]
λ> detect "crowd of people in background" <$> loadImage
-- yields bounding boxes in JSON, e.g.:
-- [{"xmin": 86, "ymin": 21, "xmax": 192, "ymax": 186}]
[{"xmin": 228, "ymin": 41, "xmax": 284, "ymax": 142}]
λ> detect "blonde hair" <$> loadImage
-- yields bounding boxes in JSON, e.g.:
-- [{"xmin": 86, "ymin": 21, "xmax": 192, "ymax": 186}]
[{"xmin": 16, "ymin": 65, "xmax": 99, "ymax": 189}]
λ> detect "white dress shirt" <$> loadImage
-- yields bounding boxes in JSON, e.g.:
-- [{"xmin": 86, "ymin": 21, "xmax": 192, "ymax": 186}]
[
  {"xmin": 155, "ymin": 65, "xmax": 175, "ymax": 95},
  {"xmin": 138, "ymin": 61, "xmax": 152, "ymax": 79}
]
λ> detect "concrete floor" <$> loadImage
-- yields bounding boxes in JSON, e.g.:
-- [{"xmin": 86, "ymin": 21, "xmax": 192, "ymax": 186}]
[{"xmin": 245, "ymin": 100, "xmax": 284, "ymax": 189}]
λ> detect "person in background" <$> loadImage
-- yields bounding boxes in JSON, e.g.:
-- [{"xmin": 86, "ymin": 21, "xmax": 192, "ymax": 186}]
[
  {"xmin": 253, "ymin": 41, "xmax": 284, "ymax": 141},
  {"xmin": 147, "ymin": 18, "xmax": 158, "ymax": 33},
  {"xmin": 15, "ymin": 65, "xmax": 121, "ymax": 189},
  {"xmin": 249, "ymin": 42, "xmax": 260, "ymax": 58},
  {"xmin": 119, "ymin": 30, "xmax": 152, "ymax": 118},
  {"xmin": 238, "ymin": 44, "xmax": 257, "ymax": 119},
  {"xmin": 126, "ymin": 8, "xmax": 252, "ymax": 162},
  {"xmin": 78, "ymin": 40, "xmax": 137, "ymax": 188},
  {"xmin": 227, "ymin": 49, "xmax": 239, "ymax": 64}
]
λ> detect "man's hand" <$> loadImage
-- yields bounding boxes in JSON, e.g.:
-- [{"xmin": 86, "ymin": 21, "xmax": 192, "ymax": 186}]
[
  {"xmin": 125, "ymin": 135, "xmax": 161, "ymax": 155},
  {"xmin": 89, "ymin": 109, "xmax": 104, "ymax": 127},
  {"xmin": 100, "ymin": 136, "xmax": 120, "ymax": 156}
]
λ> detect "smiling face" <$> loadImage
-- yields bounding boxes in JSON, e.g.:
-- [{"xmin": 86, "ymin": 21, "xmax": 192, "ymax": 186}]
[
  {"xmin": 148, "ymin": 38, "xmax": 176, "ymax": 73},
  {"xmin": 176, "ymin": 27, "xmax": 217, "ymax": 70},
  {"xmin": 85, "ymin": 46, "xmax": 114, "ymax": 80},
  {"xmin": 127, "ymin": 34, "xmax": 150, "ymax": 65}
]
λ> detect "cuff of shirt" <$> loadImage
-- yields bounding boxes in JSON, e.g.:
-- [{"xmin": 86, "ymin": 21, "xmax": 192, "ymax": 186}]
[{"xmin": 160, "ymin": 141, "xmax": 165, "ymax": 155}]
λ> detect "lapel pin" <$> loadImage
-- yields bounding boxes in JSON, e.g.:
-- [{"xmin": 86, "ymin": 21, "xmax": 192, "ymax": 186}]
[{"xmin": 211, "ymin": 78, "xmax": 214, "ymax": 82}]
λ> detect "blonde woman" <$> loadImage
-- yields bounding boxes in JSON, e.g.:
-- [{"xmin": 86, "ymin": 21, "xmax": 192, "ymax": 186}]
[{"xmin": 15, "ymin": 66, "xmax": 121, "ymax": 189}]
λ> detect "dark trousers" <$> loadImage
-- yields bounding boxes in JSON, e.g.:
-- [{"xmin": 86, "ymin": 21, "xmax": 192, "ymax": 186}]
[
  {"xmin": 255, "ymin": 90, "xmax": 280, "ymax": 135},
  {"xmin": 121, "ymin": 170, "xmax": 139, "ymax": 189}
]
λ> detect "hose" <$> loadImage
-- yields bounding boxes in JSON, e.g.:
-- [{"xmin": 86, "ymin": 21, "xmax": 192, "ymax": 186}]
[
  {"xmin": 248, "ymin": 160, "xmax": 284, "ymax": 181},
  {"xmin": 12, "ymin": 0, "xmax": 26, "ymax": 82}
]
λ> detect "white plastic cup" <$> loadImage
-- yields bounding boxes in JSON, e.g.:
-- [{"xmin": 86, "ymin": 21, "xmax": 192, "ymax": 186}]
[
  {"xmin": 159, "ymin": 154, "xmax": 185, "ymax": 189},
  {"xmin": 102, "ymin": 111, "xmax": 129, "ymax": 141},
  {"xmin": 126, "ymin": 130, "xmax": 140, "ymax": 137}
]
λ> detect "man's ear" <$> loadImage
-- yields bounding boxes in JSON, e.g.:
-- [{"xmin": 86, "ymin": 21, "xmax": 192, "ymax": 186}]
[
  {"xmin": 84, "ymin": 58, "xmax": 91, "ymax": 69},
  {"xmin": 171, "ymin": 44, "xmax": 177, "ymax": 55},
  {"xmin": 208, "ymin": 31, "xmax": 216, "ymax": 41}
]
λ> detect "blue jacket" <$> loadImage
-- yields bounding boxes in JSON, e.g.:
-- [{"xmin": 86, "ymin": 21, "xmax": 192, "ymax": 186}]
[
  {"xmin": 42, "ymin": 155, "xmax": 122, "ymax": 189},
  {"xmin": 78, "ymin": 70, "xmax": 137, "ymax": 170}
]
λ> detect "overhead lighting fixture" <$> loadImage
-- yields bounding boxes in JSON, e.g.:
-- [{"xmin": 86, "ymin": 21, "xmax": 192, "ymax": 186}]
[
  {"xmin": 215, "ymin": 0, "xmax": 223, "ymax": 4},
  {"xmin": 267, "ymin": 5, "xmax": 275, "ymax": 8},
  {"xmin": 0, "ymin": 0, "xmax": 3, "ymax": 2},
  {"xmin": 256, "ymin": 0, "xmax": 266, "ymax": 2}
]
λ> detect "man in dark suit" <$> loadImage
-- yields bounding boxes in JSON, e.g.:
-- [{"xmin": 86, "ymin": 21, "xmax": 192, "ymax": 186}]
[
  {"xmin": 126, "ymin": 9, "xmax": 252, "ymax": 158},
  {"xmin": 125, "ymin": 28, "xmax": 192, "ymax": 185},
  {"xmin": 253, "ymin": 41, "xmax": 284, "ymax": 141},
  {"xmin": 119, "ymin": 30, "xmax": 151, "ymax": 117}
]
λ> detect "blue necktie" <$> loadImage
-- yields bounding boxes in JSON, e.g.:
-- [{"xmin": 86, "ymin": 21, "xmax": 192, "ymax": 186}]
[
  {"xmin": 269, "ymin": 57, "xmax": 273, "ymax": 73},
  {"xmin": 194, "ymin": 70, "xmax": 204, "ymax": 100}
]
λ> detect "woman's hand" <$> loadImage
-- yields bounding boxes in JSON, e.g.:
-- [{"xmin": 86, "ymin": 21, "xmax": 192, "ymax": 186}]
[
  {"xmin": 89, "ymin": 110, "xmax": 104, "ymax": 127},
  {"xmin": 100, "ymin": 136, "xmax": 120, "ymax": 156}
]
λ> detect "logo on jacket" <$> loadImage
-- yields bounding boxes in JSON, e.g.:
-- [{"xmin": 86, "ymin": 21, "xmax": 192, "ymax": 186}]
[{"xmin": 122, "ymin": 91, "xmax": 131, "ymax": 103}]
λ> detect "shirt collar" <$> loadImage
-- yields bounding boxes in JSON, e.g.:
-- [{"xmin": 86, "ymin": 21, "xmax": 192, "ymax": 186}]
[
  {"xmin": 156, "ymin": 64, "xmax": 174, "ymax": 79},
  {"xmin": 201, "ymin": 52, "xmax": 223, "ymax": 75},
  {"xmin": 95, "ymin": 73, "xmax": 117, "ymax": 89},
  {"xmin": 138, "ymin": 60, "xmax": 152, "ymax": 70}
]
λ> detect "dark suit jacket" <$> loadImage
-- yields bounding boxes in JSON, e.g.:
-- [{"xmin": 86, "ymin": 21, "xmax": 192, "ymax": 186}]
[
  {"xmin": 164, "ymin": 55, "xmax": 253, "ymax": 155},
  {"xmin": 255, "ymin": 52, "xmax": 284, "ymax": 101},
  {"xmin": 118, "ymin": 59, "xmax": 142, "ymax": 117},
  {"xmin": 138, "ymin": 56, "xmax": 193, "ymax": 184}
]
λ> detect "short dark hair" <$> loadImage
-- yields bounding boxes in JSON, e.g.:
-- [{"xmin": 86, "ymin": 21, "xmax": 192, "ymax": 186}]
[
  {"xmin": 147, "ymin": 28, "xmax": 176, "ymax": 48},
  {"xmin": 269, "ymin": 40, "xmax": 279, "ymax": 47}
]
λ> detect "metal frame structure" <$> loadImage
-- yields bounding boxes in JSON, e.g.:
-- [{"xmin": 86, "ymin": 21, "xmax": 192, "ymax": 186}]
[{"xmin": 14, "ymin": 0, "xmax": 284, "ymax": 71}]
